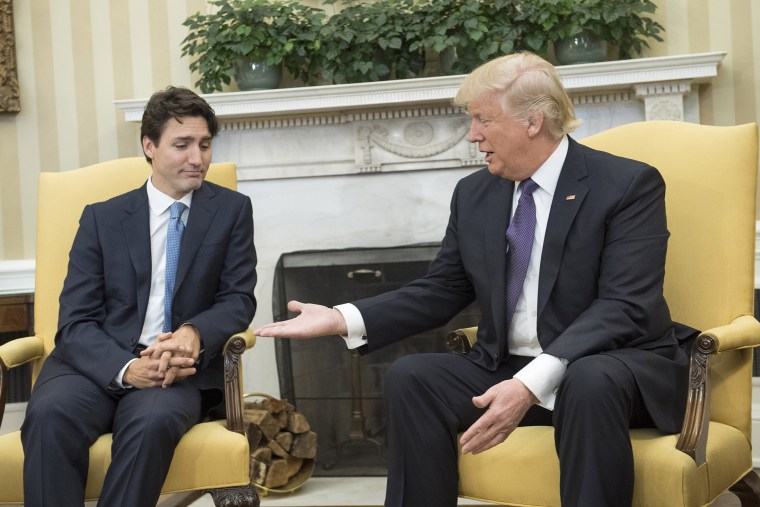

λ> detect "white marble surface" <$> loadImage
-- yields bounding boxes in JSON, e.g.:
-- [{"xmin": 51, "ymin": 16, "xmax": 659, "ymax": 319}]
[{"xmin": 190, "ymin": 478, "xmax": 492, "ymax": 506}]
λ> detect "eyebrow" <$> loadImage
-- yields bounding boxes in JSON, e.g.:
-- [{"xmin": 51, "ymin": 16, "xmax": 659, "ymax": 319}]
[{"xmin": 172, "ymin": 135, "xmax": 212, "ymax": 142}]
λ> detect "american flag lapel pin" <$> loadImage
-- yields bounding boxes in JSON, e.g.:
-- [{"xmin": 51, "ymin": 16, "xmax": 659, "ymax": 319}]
[{"xmin": 566, "ymin": 195, "xmax": 576, "ymax": 201}]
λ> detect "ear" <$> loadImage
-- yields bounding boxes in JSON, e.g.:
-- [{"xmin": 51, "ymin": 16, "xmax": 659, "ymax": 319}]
[
  {"xmin": 527, "ymin": 113, "xmax": 544, "ymax": 138},
  {"xmin": 142, "ymin": 136, "xmax": 155, "ymax": 161}
]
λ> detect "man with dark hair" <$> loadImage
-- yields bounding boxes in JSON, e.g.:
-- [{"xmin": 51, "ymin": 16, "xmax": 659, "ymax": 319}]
[
  {"xmin": 255, "ymin": 53, "xmax": 691, "ymax": 507},
  {"xmin": 21, "ymin": 86, "xmax": 257, "ymax": 506}
]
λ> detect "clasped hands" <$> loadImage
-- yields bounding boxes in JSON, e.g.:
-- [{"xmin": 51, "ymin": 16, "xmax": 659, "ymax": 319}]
[{"xmin": 123, "ymin": 325, "xmax": 201, "ymax": 389}]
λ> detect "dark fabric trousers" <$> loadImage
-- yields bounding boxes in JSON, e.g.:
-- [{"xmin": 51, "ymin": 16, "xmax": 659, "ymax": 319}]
[
  {"xmin": 383, "ymin": 352, "xmax": 653, "ymax": 507},
  {"xmin": 21, "ymin": 357, "xmax": 202, "ymax": 507}
]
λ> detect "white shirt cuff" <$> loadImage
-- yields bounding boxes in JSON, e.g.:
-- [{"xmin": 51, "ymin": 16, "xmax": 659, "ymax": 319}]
[
  {"xmin": 513, "ymin": 353, "xmax": 567, "ymax": 410},
  {"xmin": 334, "ymin": 303, "xmax": 368, "ymax": 349},
  {"xmin": 113, "ymin": 358, "xmax": 138, "ymax": 389}
]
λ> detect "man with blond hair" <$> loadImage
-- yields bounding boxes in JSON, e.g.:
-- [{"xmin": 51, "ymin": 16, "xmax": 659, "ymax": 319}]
[{"xmin": 255, "ymin": 52, "xmax": 691, "ymax": 507}]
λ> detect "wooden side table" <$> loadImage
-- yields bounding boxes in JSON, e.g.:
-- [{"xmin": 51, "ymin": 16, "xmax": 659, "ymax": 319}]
[{"xmin": 0, "ymin": 294, "xmax": 33, "ymax": 402}]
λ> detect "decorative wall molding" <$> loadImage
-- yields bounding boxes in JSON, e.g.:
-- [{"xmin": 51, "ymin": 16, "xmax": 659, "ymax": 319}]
[
  {"xmin": 0, "ymin": 0, "xmax": 20, "ymax": 113},
  {"xmin": 0, "ymin": 259, "xmax": 34, "ymax": 295},
  {"xmin": 116, "ymin": 52, "xmax": 725, "ymax": 124}
]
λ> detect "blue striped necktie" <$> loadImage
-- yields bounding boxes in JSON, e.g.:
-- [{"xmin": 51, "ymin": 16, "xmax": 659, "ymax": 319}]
[{"xmin": 163, "ymin": 201, "xmax": 187, "ymax": 333}]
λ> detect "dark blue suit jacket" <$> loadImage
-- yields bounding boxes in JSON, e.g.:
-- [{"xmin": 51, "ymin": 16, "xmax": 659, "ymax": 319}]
[
  {"xmin": 354, "ymin": 137, "xmax": 690, "ymax": 433},
  {"xmin": 39, "ymin": 180, "xmax": 257, "ymax": 412}
]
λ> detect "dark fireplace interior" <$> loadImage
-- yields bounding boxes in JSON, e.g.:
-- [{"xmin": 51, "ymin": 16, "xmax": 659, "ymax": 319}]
[{"xmin": 272, "ymin": 244, "xmax": 480, "ymax": 476}]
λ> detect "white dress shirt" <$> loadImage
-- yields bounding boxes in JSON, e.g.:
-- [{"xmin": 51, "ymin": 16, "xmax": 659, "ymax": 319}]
[
  {"xmin": 337, "ymin": 136, "xmax": 570, "ymax": 410},
  {"xmin": 113, "ymin": 178, "xmax": 193, "ymax": 387}
]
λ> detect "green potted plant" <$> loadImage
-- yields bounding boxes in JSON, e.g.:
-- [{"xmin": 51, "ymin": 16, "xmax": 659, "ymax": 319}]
[
  {"xmin": 540, "ymin": 0, "xmax": 664, "ymax": 64},
  {"xmin": 417, "ymin": 0, "xmax": 550, "ymax": 75},
  {"xmin": 314, "ymin": 0, "xmax": 427, "ymax": 84},
  {"xmin": 181, "ymin": 0, "xmax": 324, "ymax": 93}
]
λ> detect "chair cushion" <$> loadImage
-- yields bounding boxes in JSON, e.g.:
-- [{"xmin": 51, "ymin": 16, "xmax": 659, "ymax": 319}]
[
  {"xmin": 458, "ymin": 422, "xmax": 751, "ymax": 507},
  {"xmin": 0, "ymin": 420, "xmax": 249, "ymax": 503}
]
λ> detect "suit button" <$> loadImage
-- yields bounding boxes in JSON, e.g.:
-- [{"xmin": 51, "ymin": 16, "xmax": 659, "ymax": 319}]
[{"xmin": 129, "ymin": 339, "xmax": 137, "ymax": 346}]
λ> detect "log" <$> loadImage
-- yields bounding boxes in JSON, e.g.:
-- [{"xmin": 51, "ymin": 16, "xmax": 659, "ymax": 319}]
[
  {"xmin": 264, "ymin": 459, "xmax": 290, "ymax": 489},
  {"xmin": 287, "ymin": 411, "xmax": 310, "ymax": 434},
  {"xmin": 250, "ymin": 459, "xmax": 267, "ymax": 485},
  {"xmin": 246, "ymin": 423, "xmax": 263, "ymax": 450},
  {"xmin": 245, "ymin": 408, "xmax": 280, "ymax": 440},
  {"xmin": 275, "ymin": 432, "xmax": 293, "ymax": 452},
  {"xmin": 268, "ymin": 438, "xmax": 289, "ymax": 459},
  {"xmin": 245, "ymin": 395, "xmax": 315, "ymax": 489},
  {"xmin": 251, "ymin": 446, "xmax": 272, "ymax": 463},
  {"xmin": 291, "ymin": 431, "xmax": 317, "ymax": 459}
]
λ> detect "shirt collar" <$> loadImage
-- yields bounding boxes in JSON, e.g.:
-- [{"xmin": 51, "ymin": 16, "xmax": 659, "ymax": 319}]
[
  {"xmin": 147, "ymin": 177, "xmax": 193, "ymax": 216},
  {"xmin": 525, "ymin": 135, "xmax": 569, "ymax": 198}
]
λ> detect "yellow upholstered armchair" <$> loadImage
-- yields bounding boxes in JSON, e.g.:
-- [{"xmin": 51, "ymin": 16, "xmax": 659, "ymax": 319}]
[
  {"xmin": 447, "ymin": 121, "xmax": 760, "ymax": 507},
  {"xmin": 0, "ymin": 158, "xmax": 260, "ymax": 506}
]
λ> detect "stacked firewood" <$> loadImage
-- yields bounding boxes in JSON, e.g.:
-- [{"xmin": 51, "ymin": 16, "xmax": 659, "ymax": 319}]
[{"xmin": 244, "ymin": 396, "xmax": 317, "ymax": 490}]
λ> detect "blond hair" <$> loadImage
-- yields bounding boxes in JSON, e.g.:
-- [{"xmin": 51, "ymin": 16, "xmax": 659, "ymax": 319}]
[{"xmin": 453, "ymin": 52, "xmax": 581, "ymax": 138}]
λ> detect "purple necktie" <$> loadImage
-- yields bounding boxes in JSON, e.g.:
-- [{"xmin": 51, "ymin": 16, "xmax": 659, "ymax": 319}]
[{"xmin": 505, "ymin": 178, "xmax": 538, "ymax": 330}]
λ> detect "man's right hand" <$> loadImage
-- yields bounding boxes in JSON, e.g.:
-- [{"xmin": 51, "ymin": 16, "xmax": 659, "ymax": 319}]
[
  {"xmin": 123, "ymin": 355, "xmax": 196, "ymax": 389},
  {"xmin": 254, "ymin": 300, "xmax": 348, "ymax": 339}
]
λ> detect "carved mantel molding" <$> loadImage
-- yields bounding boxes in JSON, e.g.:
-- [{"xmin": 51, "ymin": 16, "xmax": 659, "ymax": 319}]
[{"xmin": 117, "ymin": 52, "xmax": 724, "ymax": 123}]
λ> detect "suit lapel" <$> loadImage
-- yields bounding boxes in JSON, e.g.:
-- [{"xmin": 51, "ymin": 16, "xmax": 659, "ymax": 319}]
[
  {"xmin": 174, "ymin": 182, "xmax": 218, "ymax": 293},
  {"xmin": 122, "ymin": 186, "xmax": 152, "ymax": 321},
  {"xmin": 537, "ymin": 138, "xmax": 589, "ymax": 317},
  {"xmin": 485, "ymin": 177, "xmax": 514, "ymax": 348}
]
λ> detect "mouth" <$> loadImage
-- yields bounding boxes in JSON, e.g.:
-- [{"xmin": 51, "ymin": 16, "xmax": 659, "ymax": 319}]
[{"xmin": 483, "ymin": 151, "xmax": 494, "ymax": 163}]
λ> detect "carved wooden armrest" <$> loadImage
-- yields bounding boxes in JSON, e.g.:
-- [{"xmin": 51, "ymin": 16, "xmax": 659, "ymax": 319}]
[
  {"xmin": 676, "ymin": 315, "xmax": 760, "ymax": 465},
  {"xmin": 0, "ymin": 335, "xmax": 45, "ymax": 426},
  {"xmin": 222, "ymin": 329, "xmax": 257, "ymax": 435},
  {"xmin": 446, "ymin": 327, "xmax": 478, "ymax": 354}
]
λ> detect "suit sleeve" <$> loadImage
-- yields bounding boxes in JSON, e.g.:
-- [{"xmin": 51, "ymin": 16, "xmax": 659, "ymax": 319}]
[
  {"xmin": 55, "ymin": 205, "xmax": 139, "ymax": 388},
  {"xmin": 354, "ymin": 181, "xmax": 476, "ymax": 351},
  {"xmin": 183, "ymin": 196, "xmax": 257, "ymax": 369}
]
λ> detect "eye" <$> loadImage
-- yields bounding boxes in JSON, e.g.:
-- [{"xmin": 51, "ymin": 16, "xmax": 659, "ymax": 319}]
[{"xmin": 200, "ymin": 143, "xmax": 210, "ymax": 151}]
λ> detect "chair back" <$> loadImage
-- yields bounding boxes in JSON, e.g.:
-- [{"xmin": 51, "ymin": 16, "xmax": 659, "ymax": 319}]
[
  {"xmin": 32, "ymin": 157, "xmax": 237, "ymax": 383},
  {"xmin": 581, "ymin": 121, "xmax": 759, "ymax": 439}
]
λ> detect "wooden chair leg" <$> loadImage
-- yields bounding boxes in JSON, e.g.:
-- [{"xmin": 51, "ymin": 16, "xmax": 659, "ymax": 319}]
[
  {"xmin": 205, "ymin": 483, "xmax": 260, "ymax": 507},
  {"xmin": 729, "ymin": 470, "xmax": 760, "ymax": 507}
]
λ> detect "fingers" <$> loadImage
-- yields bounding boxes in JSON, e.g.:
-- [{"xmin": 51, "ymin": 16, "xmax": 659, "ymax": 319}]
[
  {"xmin": 158, "ymin": 350, "xmax": 172, "ymax": 374},
  {"xmin": 461, "ymin": 427, "xmax": 512, "ymax": 455},
  {"xmin": 286, "ymin": 300, "xmax": 305, "ymax": 313},
  {"xmin": 162, "ymin": 365, "xmax": 196, "ymax": 387}
]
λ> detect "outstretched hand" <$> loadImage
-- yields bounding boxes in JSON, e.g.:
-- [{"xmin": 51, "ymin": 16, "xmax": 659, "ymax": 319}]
[
  {"xmin": 254, "ymin": 300, "xmax": 348, "ymax": 339},
  {"xmin": 459, "ymin": 378, "xmax": 538, "ymax": 455}
]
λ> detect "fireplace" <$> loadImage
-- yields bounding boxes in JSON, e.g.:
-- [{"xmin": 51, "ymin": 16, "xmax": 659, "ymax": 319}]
[{"xmin": 273, "ymin": 244, "xmax": 480, "ymax": 475}]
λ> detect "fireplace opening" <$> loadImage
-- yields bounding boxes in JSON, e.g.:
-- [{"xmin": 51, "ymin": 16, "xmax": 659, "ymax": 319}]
[{"xmin": 272, "ymin": 244, "xmax": 481, "ymax": 476}]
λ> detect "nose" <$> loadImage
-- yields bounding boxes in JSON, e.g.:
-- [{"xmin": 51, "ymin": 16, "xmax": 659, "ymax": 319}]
[
  {"xmin": 468, "ymin": 120, "xmax": 483, "ymax": 143},
  {"xmin": 187, "ymin": 144, "xmax": 202, "ymax": 166}
]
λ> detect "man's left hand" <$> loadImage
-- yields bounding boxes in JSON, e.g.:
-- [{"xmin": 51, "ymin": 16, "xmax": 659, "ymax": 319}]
[
  {"xmin": 460, "ymin": 378, "xmax": 539, "ymax": 455},
  {"xmin": 140, "ymin": 326, "xmax": 201, "ymax": 387}
]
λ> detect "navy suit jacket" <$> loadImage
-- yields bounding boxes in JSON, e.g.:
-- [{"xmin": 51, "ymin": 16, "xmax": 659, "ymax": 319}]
[
  {"xmin": 354, "ymin": 137, "xmax": 690, "ymax": 433},
  {"xmin": 39, "ymin": 180, "xmax": 257, "ymax": 412}
]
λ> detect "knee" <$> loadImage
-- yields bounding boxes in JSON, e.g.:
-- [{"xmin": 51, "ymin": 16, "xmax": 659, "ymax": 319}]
[
  {"xmin": 384, "ymin": 355, "xmax": 421, "ymax": 398},
  {"xmin": 556, "ymin": 355, "xmax": 633, "ymax": 413}
]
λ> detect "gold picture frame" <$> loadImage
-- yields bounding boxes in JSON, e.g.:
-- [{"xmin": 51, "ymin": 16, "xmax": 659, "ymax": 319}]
[{"xmin": 0, "ymin": 0, "xmax": 20, "ymax": 113}]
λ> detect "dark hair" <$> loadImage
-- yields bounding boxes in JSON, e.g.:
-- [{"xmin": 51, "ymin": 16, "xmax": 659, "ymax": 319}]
[{"xmin": 140, "ymin": 86, "xmax": 219, "ymax": 164}]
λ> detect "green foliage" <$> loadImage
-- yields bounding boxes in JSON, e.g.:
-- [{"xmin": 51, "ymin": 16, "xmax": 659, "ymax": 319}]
[
  {"xmin": 535, "ymin": 0, "xmax": 665, "ymax": 59},
  {"xmin": 181, "ymin": 0, "xmax": 324, "ymax": 93},
  {"xmin": 316, "ymin": 0, "xmax": 427, "ymax": 83},
  {"xmin": 181, "ymin": 0, "xmax": 665, "ymax": 92}
]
